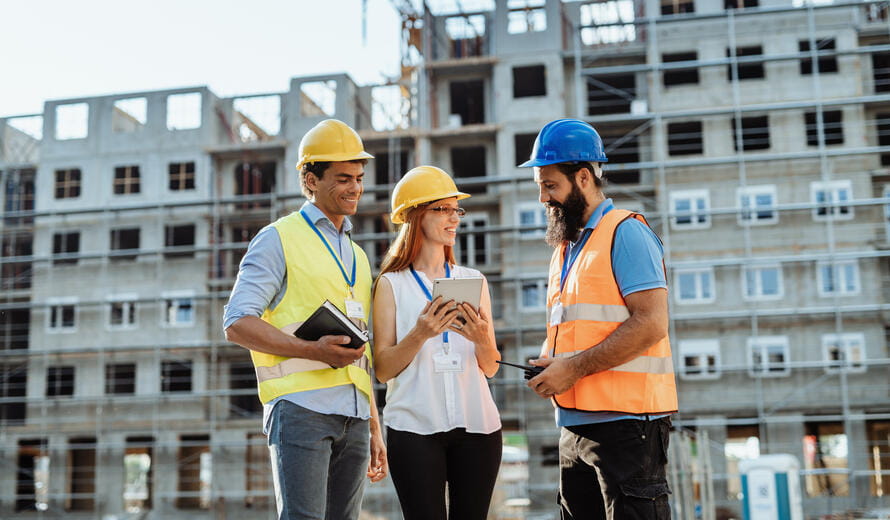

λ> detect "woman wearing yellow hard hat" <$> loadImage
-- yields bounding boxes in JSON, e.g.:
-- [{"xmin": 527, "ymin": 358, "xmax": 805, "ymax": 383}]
[{"xmin": 372, "ymin": 165, "xmax": 502, "ymax": 520}]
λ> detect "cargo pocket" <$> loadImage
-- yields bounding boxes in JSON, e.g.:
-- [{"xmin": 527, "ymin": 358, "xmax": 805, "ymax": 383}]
[{"xmin": 620, "ymin": 478, "xmax": 671, "ymax": 519}]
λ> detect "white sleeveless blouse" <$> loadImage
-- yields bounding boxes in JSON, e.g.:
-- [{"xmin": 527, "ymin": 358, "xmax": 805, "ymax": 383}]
[{"xmin": 380, "ymin": 266, "xmax": 501, "ymax": 435}]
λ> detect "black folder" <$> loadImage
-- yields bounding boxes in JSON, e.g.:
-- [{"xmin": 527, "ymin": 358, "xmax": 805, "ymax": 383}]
[{"xmin": 293, "ymin": 300, "xmax": 369, "ymax": 349}]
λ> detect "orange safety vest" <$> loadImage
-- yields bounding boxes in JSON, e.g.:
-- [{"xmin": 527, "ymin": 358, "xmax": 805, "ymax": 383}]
[{"xmin": 544, "ymin": 208, "xmax": 678, "ymax": 414}]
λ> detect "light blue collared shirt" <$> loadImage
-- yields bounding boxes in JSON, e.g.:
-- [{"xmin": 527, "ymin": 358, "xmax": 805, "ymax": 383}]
[
  {"xmin": 223, "ymin": 202, "xmax": 371, "ymax": 433},
  {"xmin": 556, "ymin": 199, "xmax": 670, "ymax": 427}
]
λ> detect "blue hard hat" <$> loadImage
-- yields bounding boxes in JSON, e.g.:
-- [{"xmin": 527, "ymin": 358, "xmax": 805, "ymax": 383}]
[{"xmin": 518, "ymin": 118, "xmax": 608, "ymax": 167}]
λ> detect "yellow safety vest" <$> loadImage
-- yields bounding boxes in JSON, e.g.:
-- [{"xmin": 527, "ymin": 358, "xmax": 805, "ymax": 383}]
[
  {"xmin": 252, "ymin": 211, "xmax": 373, "ymax": 404},
  {"xmin": 545, "ymin": 209, "xmax": 678, "ymax": 414}
]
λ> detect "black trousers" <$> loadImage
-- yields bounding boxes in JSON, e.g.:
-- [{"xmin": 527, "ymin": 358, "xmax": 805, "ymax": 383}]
[
  {"xmin": 559, "ymin": 417, "xmax": 672, "ymax": 520},
  {"xmin": 386, "ymin": 426, "xmax": 502, "ymax": 520}
]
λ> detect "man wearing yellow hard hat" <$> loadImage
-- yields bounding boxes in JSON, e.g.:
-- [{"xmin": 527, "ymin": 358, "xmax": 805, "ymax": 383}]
[{"xmin": 224, "ymin": 119, "xmax": 387, "ymax": 519}]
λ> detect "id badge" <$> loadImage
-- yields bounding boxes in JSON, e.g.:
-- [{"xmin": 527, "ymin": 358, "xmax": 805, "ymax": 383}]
[
  {"xmin": 433, "ymin": 350, "xmax": 463, "ymax": 373},
  {"xmin": 549, "ymin": 302, "xmax": 564, "ymax": 326},
  {"xmin": 344, "ymin": 299, "xmax": 365, "ymax": 320}
]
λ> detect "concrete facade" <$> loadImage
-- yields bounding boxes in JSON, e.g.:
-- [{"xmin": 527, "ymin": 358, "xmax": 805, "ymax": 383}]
[{"xmin": 1, "ymin": 0, "xmax": 890, "ymax": 518}]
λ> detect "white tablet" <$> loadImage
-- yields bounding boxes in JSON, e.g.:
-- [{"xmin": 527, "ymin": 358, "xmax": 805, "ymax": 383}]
[{"xmin": 431, "ymin": 277, "xmax": 484, "ymax": 309}]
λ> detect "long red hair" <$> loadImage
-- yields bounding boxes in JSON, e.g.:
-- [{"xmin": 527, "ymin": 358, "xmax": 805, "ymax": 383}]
[{"xmin": 375, "ymin": 203, "xmax": 456, "ymax": 292}]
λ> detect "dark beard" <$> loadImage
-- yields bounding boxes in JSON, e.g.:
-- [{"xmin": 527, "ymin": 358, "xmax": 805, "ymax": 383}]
[{"xmin": 545, "ymin": 183, "xmax": 588, "ymax": 247}]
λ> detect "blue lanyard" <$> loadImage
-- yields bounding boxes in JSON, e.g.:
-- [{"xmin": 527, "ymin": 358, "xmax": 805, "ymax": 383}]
[
  {"xmin": 410, "ymin": 262, "xmax": 451, "ymax": 343},
  {"xmin": 560, "ymin": 229, "xmax": 592, "ymax": 291},
  {"xmin": 300, "ymin": 210, "xmax": 356, "ymax": 291}
]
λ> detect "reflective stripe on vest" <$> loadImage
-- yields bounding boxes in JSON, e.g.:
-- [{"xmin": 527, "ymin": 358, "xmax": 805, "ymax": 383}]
[
  {"xmin": 252, "ymin": 211, "xmax": 374, "ymax": 404},
  {"xmin": 253, "ymin": 319, "xmax": 372, "ymax": 383},
  {"xmin": 548, "ymin": 302, "xmax": 631, "ymax": 324},
  {"xmin": 545, "ymin": 208, "xmax": 678, "ymax": 414},
  {"xmin": 255, "ymin": 353, "xmax": 371, "ymax": 382}
]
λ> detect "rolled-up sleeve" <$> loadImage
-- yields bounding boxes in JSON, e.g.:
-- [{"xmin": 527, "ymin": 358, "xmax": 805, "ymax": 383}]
[{"xmin": 223, "ymin": 226, "xmax": 287, "ymax": 330}]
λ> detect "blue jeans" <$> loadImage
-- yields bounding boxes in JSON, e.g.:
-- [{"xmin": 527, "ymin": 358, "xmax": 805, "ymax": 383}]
[{"xmin": 267, "ymin": 401, "xmax": 370, "ymax": 520}]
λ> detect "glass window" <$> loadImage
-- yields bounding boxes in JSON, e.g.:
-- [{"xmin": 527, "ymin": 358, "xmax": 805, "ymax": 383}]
[
  {"xmin": 108, "ymin": 295, "xmax": 138, "ymax": 330},
  {"xmin": 517, "ymin": 202, "xmax": 546, "ymax": 238},
  {"xmin": 679, "ymin": 339, "xmax": 721, "ymax": 379},
  {"xmin": 674, "ymin": 268, "xmax": 715, "ymax": 304},
  {"xmin": 458, "ymin": 216, "xmax": 490, "ymax": 267},
  {"xmin": 743, "ymin": 265, "xmax": 783, "ymax": 300},
  {"xmin": 670, "ymin": 190, "xmax": 710, "ymax": 229},
  {"xmin": 822, "ymin": 333, "xmax": 866, "ymax": 373},
  {"xmin": 747, "ymin": 336, "xmax": 790, "ymax": 377},
  {"xmin": 737, "ymin": 185, "xmax": 777, "ymax": 225},
  {"xmin": 811, "ymin": 180, "xmax": 853, "ymax": 221},
  {"xmin": 817, "ymin": 261, "xmax": 859, "ymax": 297},
  {"xmin": 162, "ymin": 293, "xmax": 194, "ymax": 327},
  {"xmin": 47, "ymin": 298, "xmax": 77, "ymax": 332},
  {"xmin": 520, "ymin": 280, "xmax": 546, "ymax": 310}
]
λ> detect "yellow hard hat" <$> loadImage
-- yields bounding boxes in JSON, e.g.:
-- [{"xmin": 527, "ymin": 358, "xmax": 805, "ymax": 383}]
[
  {"xmin": 390, "ymin": 165, "xmax": 470, "ymax": 224},
  {"xmin": 297, "ymin": 119, "xmax": 374, "ymax": 170}
]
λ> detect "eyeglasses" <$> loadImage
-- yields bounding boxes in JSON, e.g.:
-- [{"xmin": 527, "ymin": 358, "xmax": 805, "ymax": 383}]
[{"xmin": 429, "ymin": 206, "xmax": 467, "ymax": 218}]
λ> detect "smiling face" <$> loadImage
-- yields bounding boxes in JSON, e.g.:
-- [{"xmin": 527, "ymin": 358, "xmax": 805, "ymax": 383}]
[
  {"xmin": 420, "ymin": 197, "xmax": 461, "ymax": 246},
  {"xmin": 305, "ymin": 161, "xmax": 364, "ymax": 229},
  {"xmin": 535, "ymin": 164, "xmax": 590, "ymax": 246}
]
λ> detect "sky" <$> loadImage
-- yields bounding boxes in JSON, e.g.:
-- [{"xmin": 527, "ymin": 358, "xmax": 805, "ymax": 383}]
[{"xmin": 0, "ymin": 0, "xmax": 403, "ymax": 118}]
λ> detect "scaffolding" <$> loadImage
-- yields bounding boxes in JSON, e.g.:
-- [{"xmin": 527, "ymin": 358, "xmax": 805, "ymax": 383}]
[{"xmin": 1, "ymin": 0, "xmax": 890, "ymax": 518}]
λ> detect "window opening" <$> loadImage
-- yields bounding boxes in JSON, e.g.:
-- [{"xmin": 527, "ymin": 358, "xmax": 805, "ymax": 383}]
[
  {"xmin": 52, "ymin": 231, "xmax": 80, "ymax": 265},
  {"xmin": 54, "ymin": 168, "xmax": 82, "ymax": 199},
  {"xmin": 112, "ymin": 97, "xmax": 147, "ymax": 133},
  {"xmin": 733, "ymin": 115, "xmax": 770, "ymax": 151},
  {"xmin": 513, "ymin": 65, "xmax": 547, "ymax": 98},
  {"xmin": 167, "ymin": 93, "xmax": 202, "ymax": 130},
  {"xmin": 114, "ymin": 165, "xmax": 141, "ymax": 195},
  {"xmin": 168, "ymin": 161, "xmax": 196, "ymax": 191},
  {"xmin": 805, "ymin": 110, "xmax": 843, "ymax": 146},
  {"xmin": 162, "ymin": 360, "xmax": 193, "ymax": 392},
  {"xmin": 300, "ymin": 80, "xmax": 337, "ymax": 117},
  {"xmin": 47, "ymin": 365, "xmax": 75, "ymax": 397},
  {"xmin": 55, "ymin": 103, "xmax": 89, "ymax": 140},
  {"xmin": 106, "ymin": 363, "xmax": 136, "ymax": 394},
  {"xmin": 449, "ymin": 80, "xmax": 485, "ymax": 125},
  {"xmin": 800, "ymin": 38, "xmax": 838, "ymax": 75},
  {"xmin": 667, "ymin": 121, "xmax": 703, "ymax": 155},
  {"xmin": 164, "ymin": 224, "xmax": 196, "ymax": 258}
]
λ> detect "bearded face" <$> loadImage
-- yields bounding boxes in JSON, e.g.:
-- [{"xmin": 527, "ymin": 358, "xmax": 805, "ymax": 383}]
[{"xmin": 544, "ymin": 179, "xmax": 588, "ymax": 247}]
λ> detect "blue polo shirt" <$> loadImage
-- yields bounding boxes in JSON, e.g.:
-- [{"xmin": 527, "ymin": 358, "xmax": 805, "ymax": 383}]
[{"xmin": 556, "ymin": 199, "xmax": 669, "ymax": 427}]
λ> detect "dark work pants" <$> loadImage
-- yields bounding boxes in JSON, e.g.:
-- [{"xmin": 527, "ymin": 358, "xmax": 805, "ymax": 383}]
[
  {"xmin": 559, "ymin": 417, "xmax": 672, "ymax": 520},
  {"xmin": 386, "ymin": 426, "xmax": 502, "ymax": 520}
]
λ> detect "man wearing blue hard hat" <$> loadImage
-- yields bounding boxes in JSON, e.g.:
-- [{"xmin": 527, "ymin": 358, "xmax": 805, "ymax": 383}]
[{"xmin": 519, "ymin": 118, "xmax": 678, "ymax": 519}]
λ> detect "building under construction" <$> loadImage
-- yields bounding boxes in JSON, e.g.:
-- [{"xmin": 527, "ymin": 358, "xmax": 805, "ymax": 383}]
[{"xmin": 1, "ymin": 0, "xmax": 890, "ymax": 518}]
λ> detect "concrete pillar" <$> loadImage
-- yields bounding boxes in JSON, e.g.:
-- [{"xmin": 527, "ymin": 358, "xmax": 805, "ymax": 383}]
[
  {"xmin": 48, "ymin": 434, "xmax": 67, "ymax": 512},
  {"xmin": 98, "ymin": 433, "xmax": 126, "ymax": 516},
  {"xmin": 0, "ymin": 435, "xmax": 16, "ymax": 516},
  {"xmin": 214, "ymin": 430, "xmax": 248, "ymax": 517},
  {"xmin": 846, "ymin": 412, "xmax": 869, "ymax": 502},
  {"xmin": 154, "ymin": 431, "xmax": 178, "ymax": 517},
  {"xmin": 698, "ymin": 417, "xmax": 729, "ymax": 502}
]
